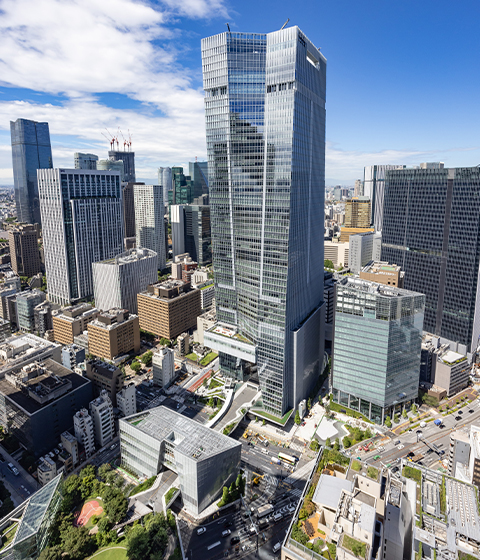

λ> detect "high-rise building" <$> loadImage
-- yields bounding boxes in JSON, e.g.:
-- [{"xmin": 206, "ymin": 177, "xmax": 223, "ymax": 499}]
[
  {"xmin": 152, "ymin": 347, "xmax": 175, "ymax": 388},
  {"xmin": 189, "ymin": 161, "xmax": 209, "ymax": 199},
  {"xmin": 122, "ymin": 182, "xmax": 140, "ymax": 238},
  {"xmin": 16, "ymin": 290, "xmax": 45, "ymax": 332},
  {"xmin": 108, "ymin": 150, "xmax": 135, "ymax": 182},
  {"xmin": 97, "ymin": 158, "xmax": 124, "ymax": 181},
  {"xmin": 158, "ymin": 167, "xmax": 172, "ymax": 206},
  {"xmin": 74, "ymin": 153, "xmax": 98, "ymax": 170},
  {"xmin": 38, "ymin": 169, "xmax": 124, "ymax": 304},
  {"xmin": 201, "ymin": 27, "xmax": 326, "ymax": 417},
  {"xmin": 381, "ymin": 166, "xmax": 480, "ymax": 352},
  {"xmin": 354, "ymin": 179, "xmax": 363, "ymax": 197},
  {"xmin": 348, "ymin": 231, "xmax": 382, "ymax": 274},
  {"xmin": 169, "ymin": 167, "xmax": 195, "ymax": 206},
  {"xmin": 331, "ymin": 277, "xmax": 425, "ymax": 423},
  {"xmin": 134, "ymin": 184, "xmax": 166, "ymax": 270},
  {"xmin": 363, "ymin": 164, "xmax": 407, "ymax": 232},
  {"xmin": 73, "ymin": 408, "xmax": 95, "ymax": 458},
  {"xmin": 170, "ymin": 205, "xmax": 185, "ymax": 258},
  {"xmin": 8, "ymin": 224, "xmax": 41, "ymax": 277},
  {"xmin": 92, "ymin": 248, "xmax": 158, "ymax": 314},
  {"xmin": 89, "ymin": 389, "xmax": 115, "ymax": 447},
  {"xmin": 10, "ymin": 118, "xmax": 53, "ymax": 225},
  {"xmin": 344, "ymin": 197, "xmax": 371, "ymax": 228},
  {"xmin": 87, "ymin": 309, "xmax": 140, "ymax": 361},
  {"xmin": 184, "ymin": 205, "xmax": 211, "ymax": 265}
]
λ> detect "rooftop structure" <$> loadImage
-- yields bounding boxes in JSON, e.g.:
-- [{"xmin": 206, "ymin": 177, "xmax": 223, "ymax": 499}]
[
  {"xmin": 52, "ymin": 304, "xmax": 99, "ymax": 345},
  {"xmin": 87, "ymin": 308, "xmax": 140, "ymax": 361},
  {"xmin": 359, "ymin": 260, "xmax": 404, "ymax": 288},
  {"xmin": 0, "ymin": 333, "xmax": 61, "ymax": 377}
]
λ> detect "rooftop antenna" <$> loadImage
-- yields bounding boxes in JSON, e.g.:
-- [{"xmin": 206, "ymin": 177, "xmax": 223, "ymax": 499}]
[
  {"xmin": 280, "ymin": 18, "xmax": 290, "ymax": 30},
  {"xmin": 226, "ymin": 22, "xmax": 231, "ymax": 32}
]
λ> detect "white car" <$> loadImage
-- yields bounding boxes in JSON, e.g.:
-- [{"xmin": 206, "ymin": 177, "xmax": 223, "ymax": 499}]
[
  {"xmin": 222, "ymin": 529, "xmax": 231, "ymax": 537},
  {"xmin": 197, "ymin": 527, "xmax": 206, "ymax": 535}
]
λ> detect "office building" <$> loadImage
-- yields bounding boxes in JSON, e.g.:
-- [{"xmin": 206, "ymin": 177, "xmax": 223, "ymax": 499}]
[
  {"xmin": 10, "ymin": 118, "xmax": 53, "ymax": 225},
  {"xmin": 199, "ymin": 283, "xmax": 215, "ymax": 310},
  {"xmin": 363, "ymin": 164, "xmax": 407, "ymax": 232},
  {"xmin": 0, "ymin": 318, "xmax": 10, "ymax": 343},
  {"xmin": 90, "ymin": 389, "xmax": 114, "ymax": 447},
  {"xmin": 169, "ymin": 166, "xmax": 195, "ymax": 206},
  {"xmin": 34, "ymin": 300, "xmax": 54, "ymax": 336},
  {"xmin": 152, "ymin": 347, "xmax": 176, "ymax": 388},
  {"xmin": 73, "ymin": 409, "xmax": 95, "ymax": 458},
  {"xmin": 87, "ymin": 309, "xmax": 140, "ymax": 361},
  {"xmin": 348, "ymin": 232, "xmax": 382, "ymax": 274},
  {"xmin": 170, "ymin": 205, "xmax": 185, "ymax": 258},
  {"xmin": 324, "ymin": 240, "xmax": 349, "ymax": 269},
  {"xmin": 117, "ymin": 382, "xmax": 136, "ymax": 417},
  {"xmin": 97, "ymin": 158, "xmax": 124, "ymax": 181},
  {"xmin": 354, "ymin": 179, "xmax": 363, "ymax": 197},
  {"xmin": 120, "ymin": 406, "xmax": 241, "ymax": 515},
  {"xmin": 332, "ymin": 277, "xmax": 425, "ymax": 423},
  {"xmin": 137, "ymin": 279, "xmax": 201, "ymax": 339},
  {"xmin": 61, "ymin": 343, "xmax": 85, "ymax": 370},
  {"xmin": 184, "ymin": 205, "xmax": 211, "ymax": 265},
  {"xmin": 52, "ymin": 304, "xmax": 99, "ymax": 344},
  {"xmin": 344, "ymin": 197, "xmax": 371, "ymax": 228},
  {"xmin": 134, "ymin": 184, "xmax": 166, "ymax": 271},
  {"xmin": 122, "ymin": 182, "xmax": 138, "ymax": 238},
  {"xmin": 0, "ymin": 358, "xmax": 92, "ymax": 457},
  {"xmin": 16, "ymin": 290, "xmax": 45, "ymax": 332},
  {"xmin": 339, "ymin": 226, "xmax": 374, "ymax": 244},
  {"xmin": 92, "ymin": 248, "xmax": 158, "ymax": 314},
  {"xmin": 108, "ymin": 150, "xmax": 135, "ymax": 182},
  {"xmin": 38, "ymin": 169, "xmax": 124, "ymax": 304},
  {"xmin": 382, "ymin": 166, "xmax": 480, "ymax": 352},
  {"xmin": 359, "ymin": 260, "xmax": 403, "ymax": 288},
  {"xmin": 202, "ymin": 27, "xmax": 326, "ymax": 417},
  {"xmin": 0, "ymin": 333, "xmax": 61, "ymax": 377},
  {"xmin": 8, "ymin": 224, "xmax": 41, "ymax": 277},
  {"xmin": 189, "ymin": 161, "xmax": 209, "ymax": 199},
  {"xmin": 158, "ymin": 166, "xmax": 172, "ymax": 206},
  {"xmin": 448, "ymin": 429, "xmax": 471, "ymax": 477},
  {"xmin": 432, "ymin": 348, "xmax": 470, "ymax": 396},
  {"xmin": 74, "ymin": 153, "xmax": 98, "ymax": 170},
  {"xmin": 85, "ymin": 359, "xmax": 123, "ymax": 406}
]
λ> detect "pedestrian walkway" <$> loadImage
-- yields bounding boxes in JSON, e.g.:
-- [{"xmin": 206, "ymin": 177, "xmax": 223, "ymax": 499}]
[{"xmin": 283, "ymin": 459, "xmax": 315, "ymax": 485}]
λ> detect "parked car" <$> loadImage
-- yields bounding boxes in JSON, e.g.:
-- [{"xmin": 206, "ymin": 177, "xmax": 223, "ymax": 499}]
[{"xmin": 197, "ymin": 527, "xmax": 206, "ymax": 535}]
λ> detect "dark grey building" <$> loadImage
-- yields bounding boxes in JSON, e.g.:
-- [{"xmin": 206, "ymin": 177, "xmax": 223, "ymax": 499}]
[
  {"xmin": 109, "ymin": 150, "xmax": 135, "ymax": 183},
  {"xmin": 382, "ymin": 166, "xmax": 480, "ymax": 352},
  {"xmin": 188, "ymin": 161, "xmax": 209, "ymax": 199},
  {"xmin": 10, "ymin": 119, "xmax": 53, "ymax": 225},
  {"xmin": 122, "ymin": 182, "xmax": 139, "ymax": 239},
  {"xmin": 184, "ymin": 205, "xmax": 211, "ymax": 266}
]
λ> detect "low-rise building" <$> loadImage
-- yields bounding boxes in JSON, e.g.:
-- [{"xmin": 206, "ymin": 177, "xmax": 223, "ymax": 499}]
[
  {"xmin": 88, "ymin": 309, "xmax": 140, "ymax": 361},
  {"xmin": 359, "ymin": 261, "xmax": 404, "ymax": 288},
  {"xmin": 37, "ymin": 455, "xmax": 58, "ymax": 486},
  {"xmin": 177, "ymin": 332, "xmax": 189, "ymax": 356},
  {"xmin": 324, "ymin": 239, "xmax": 349, "ymax": 269},
  {"xmin": 193, "ymin": 307, "xmax": 216, "ymax": 345},
  {"xmin": 52, "ymin": 304, "xmax": 99, "ymax": 344},
  {"xmin": 433, "ymin": 348, "xmax": 470, "ymax": 396},
  {"xmin": 120, "ymin": 406, "xmax": 241, "ymax": 515},
  {"xmin": 0, "ymin": 333, "xmax": 61, "ymax": 377},
  {"xmin": 61, "ymin": 431, "xmax": 79, "ymax": 466},
  {"xmin": 117, "ymin": 383, "xmax": 136, "ymax": 417},
  {"xmin": 73, "ymin": 409, "xmax": 95, "ymax": 458},
  {"xmin": 152, "ymin": 347, "xmax": 176, "ymax": 388},
  {"xmin": 34, "ymin": 301, "xmax": 55, "ymax": 337},
  {"xmin": 85, "ymin": 359, "xmax": 123, "ymax": 406},
  {"xmin": 137, "ymin": 279, "xmax": 201, "ymax": 339},
  {"xmin": 90, "ymin": 390, "xmax": 114, "ymax": 447},
  {"xmin": 16, "ymin": 290, "xmax": 46, "ymax": 332},
  {"xmin": 0, "ymin": 318, "xmax": 10, "ymax": 343},
  {"xmin": 61, "ymin": 344, "xmax": 86, "ymax": 370}
]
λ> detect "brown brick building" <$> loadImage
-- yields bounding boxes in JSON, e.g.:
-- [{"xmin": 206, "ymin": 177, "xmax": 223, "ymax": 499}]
[
  {"xmin": 137, "ymin": 280, "xmax": 201, "ymax": 339},
  {"xmin": 88, "ymin": 309, "xmax": 140, "ymax": 361},
  {"xmin": 85, "ymin": 360, "xmax": 123, "ymax": 406},
  {"xmin": 52, "ymin": 304, "xmax": 99, "ymax": 345},
  {"xmin": 8, "ymin": 224, "xmax": 41, "ymax": 277}
]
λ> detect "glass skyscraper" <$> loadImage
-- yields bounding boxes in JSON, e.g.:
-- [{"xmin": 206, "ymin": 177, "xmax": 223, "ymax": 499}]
[
  {"xmin": 202, "ymin": 27, "xmax": 326, "ymax": 417},
  {"xmin": 10, "ymin": 118, "xmax": 53, "ymax": 225},
  {"xmin": 332, "ymin": 277, "xmax": 425, "ymax": 424}
]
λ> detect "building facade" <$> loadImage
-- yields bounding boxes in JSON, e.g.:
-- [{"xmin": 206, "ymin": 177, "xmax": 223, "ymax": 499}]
[
  {"xmin": 10, "ymin": 118, "xmax": 53, "ymax": 225},
  {"xmin": 87, "ymin": 309, "xmax": 140, "ymax": 361},
  {"xmin": 16, "ymin": 290, "xmax": 45, "ymax": 332},
  {"xmin": 359, "ymin": 261, "xmax": 403, "ymax": 288},
  {"xmin": 202, "ymin": 27, "xmax": 326, "ymax": 417},
  {"xmin": 381, "ymin": 166, "xmax": 480, "ymax": 352},
  {"xmin": 184, "ymin": 205, "xmax": 212, "ymax": 266},
  {"xmin": 152, "ymin": 347, "xmax": 176, "ymax": 388},
  {"xmin": 85, "ymin": 359, "xmax": 123, "ymax": 406},
  {"xmin": 117, "ymin": 383, "xmax": 136, "ymax": 417},
  {"xmin": 170, "ymin": 205, "xmax": 185, "ymax": 259},
  {"xmin": 61, "ymin": 344, "xmax": 85, "ymax": 370},
  {"xmin": 9, "ymin": 224, "xmax": 41, "ymax": 277},
  {"xmin": 74, "ymin": 153, "xmax": 98, "ymax": 170},
  {"xmin": 52, "ymin": 304, "xmax": 99, "ymax": 344},
  {"xmin": 158, "ymin": 167, "xmax": 172, "ymax": 206},
  {"xmin": 134, "ymin": 184, "xmax": 166, "ymax": 271},
  {"xmin": 73, "ymin": 409, "xmax": 95, "ymax": 458},
  {"xmin": 38, "ymin": 169, "xmax": 124, "ymax": 304},
  {"xmin": 331, "ymin": 277, "xmax": 425, "ymax": 423},
  {"xmin": 89, "ymin": 390, "xmax": 114, "ymax": 447},
  {"xmin": 108, "ymin": 150, "xmax": 135, "ymax": 183},
  {"xmin": 348, "ymin": 232, "xmax": 382, "ymax": 274}
]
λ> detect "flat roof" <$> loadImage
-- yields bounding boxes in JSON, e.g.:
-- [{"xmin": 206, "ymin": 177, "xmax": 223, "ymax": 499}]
[
  {"xmin": 338, "ymin": 276, "xmax": 423, "ymax": 298},
  {"xmin": 441, "ymin": 350, "xmax": 465, "ymax": 364},
  {"xmin": 312, "ymin": 474, "xmax": 353, "ymax": 510},
  {"xmin": 95, "ymin": 247, "xmax": 157, "ymax": 266},
  {"xmin": 122, "ymin": 405, "xmax": 241, "ymax": 461}
]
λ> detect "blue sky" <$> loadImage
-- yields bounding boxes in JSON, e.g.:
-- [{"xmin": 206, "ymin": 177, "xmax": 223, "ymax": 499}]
[{"xmin": 0, "ymin": 0, "xmax": 479, "ymax": 185}]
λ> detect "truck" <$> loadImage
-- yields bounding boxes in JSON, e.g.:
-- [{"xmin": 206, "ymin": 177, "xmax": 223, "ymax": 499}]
[
  {"xmin": 257, "ymin": 504, "xmax": 274, "ymax": 519},
  {"xmin": 259, "ymin": 518, "xmax": 269, "ymax": 529},
  {"xmin": 434, "ymin": 419, "xmax": 442, "ymax": 426}
]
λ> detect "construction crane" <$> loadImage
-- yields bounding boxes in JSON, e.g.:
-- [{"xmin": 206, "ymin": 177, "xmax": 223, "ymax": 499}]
[
  {"xmin": 118, "ymin": 129, "xmax": 127, "ymax": 152},
  {"xmin": 127, "ymin": 130, "xmax": 133, "ymax": 152}
]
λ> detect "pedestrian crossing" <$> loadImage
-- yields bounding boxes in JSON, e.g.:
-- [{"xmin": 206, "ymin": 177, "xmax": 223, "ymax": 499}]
[
  {"xmin": 289, "ymin": 488, "xmax": 303, "ymax": 499},
  {"xmin": 264, "ymin": 474, "xmax": 279, "ymax": 487},
  {"xmin": 289, "ymin": 442, "xmax": 305, "ymax": 453}
]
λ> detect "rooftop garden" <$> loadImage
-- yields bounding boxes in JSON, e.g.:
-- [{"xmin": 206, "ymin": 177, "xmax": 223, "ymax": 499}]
[
  {"xmin": 0, "ymin": 523, "xmax": 17, "ymax": 551},
  {"xmin": 341, "ymin": 534, "xmax": 367, "ymax": 559},
  {"xmin": 367, "ymin": 466, "xmax": 378, "ymax": 480},
  {"xmin": 200, "ymin": 352, "xmax": 218, "ymax": 366},
  {"xmin": 351, "ymin": 460, "xmax": 362, "ymax": 472},
  {"xmin": 403, "ymin": 465, "xmax": 422, "ymax": 484},
  {"xmin": 251, "ymin": 408, "xmax": 293, "ymax": 426}
]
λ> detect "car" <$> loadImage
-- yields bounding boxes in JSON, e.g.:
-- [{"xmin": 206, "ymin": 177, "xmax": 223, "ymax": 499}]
[
  {"xmin": 394, "ymin": 440, "xmax": 400, "ymax": 445},
  {"xmin": 458, "ymin": 410, "xmax": 463, "ymax": 414},
  {"xmin": 391, "ymin": 466, "xmax": 399, "ymax": 473},
  {"xmin": 455, "ymin": 416, "xmax": 461, "ymax": 421},
  {"xmin": 340, "ymin": 409, "xmax": 346, "ymax": 413},
  {"xmin": 416, "ymin": 430, "xmax": 422, "ymax": 435},
  {"xmin": 230, "ymin": 537, "xmax": 240, "ymax": 545},
  {"xmin": 469, "ymin": 409, "xmax": 474, "ymax": 413},
  {"xmin": 222, "ymin": 529, "xmax": 231, "ymax": 537},
  {"xmin": 196, "ymin": 527, "xmax": 206, "ymax": 535}
]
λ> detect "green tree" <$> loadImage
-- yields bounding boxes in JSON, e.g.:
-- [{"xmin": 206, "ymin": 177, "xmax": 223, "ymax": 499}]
[
  {"xmin": 38, "ymin": 546, "xmax": 63, "ymax": 560},
  {"xmin": 411, "ymin": 403, "xmax": 418, "ymax": 415},
  {"xmin": 262, "ymin": 419, "xmax": 266, "ymax": 426},
  {"xmin": 141, "ymin": 351, "xmax": 153, "ymax": 366},
  {"xmin": 385, "ymin": 416, "xmax": 392, "ymax": 428},
  {"xmin": 97, "ymin": 516, "xmax": 111, "ymax": 534},
  {"xmin": 394, "ymin": 413, "xmax": 400, "ymax": 424},
  {"xmin": 307, "ymin": 397, "xmax": 312, "ymax": 411},
  {"xmin": 103, "ymin": 487, "xmax": 128, "ymax": 524},
  {"xmin": 130, "ymin": 360, "xmax": 141, "ymax": 373},
  {"xmin": 343, "ymin": 436, "xmax": 352, "ymax": 449},
  {"xmin": 222, "ymin": 486, "xmax": 229, "ymax": 503},
  {"xmin": 294, "ymin": 410, "xmax": 301, "ymax": 425},
  {"xmin": 402, "ymin": 408, "xmax": 408, "ymax": 419},
  {"xmin": 334, "ymin": 438, "xmax": 340, "ymax": 451},
  {"xmin": 60, "ymin": 526, "xmax": 95, "ymax": 560},
  {"xmin": 98, "ymin": 463, "xmax": 112, "ymax": 482},
  {"xmin": 159, "ymin": 338, "xmax": 171, "ymax": 347},
  {"xmin": 207, "ymin": 397, "xmax": 214, "ymax": 408},
  {"xmin": 364, "ymin": 428, "xmax": 372, "ymax": 439},
  {"xmin": 126, "ymin": 525, "xmax": 150, "ymax": 560},
  {"xmin": 324, "ymin": 259, "xmax": 335, "ymax": 270},
  {"xmin": 325, "ymin": 437, "xmax": 331, "ymax": 448}
]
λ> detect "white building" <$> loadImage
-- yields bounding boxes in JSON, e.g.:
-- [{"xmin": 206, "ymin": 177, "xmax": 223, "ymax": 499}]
[
  {"xmin": 134, "ymin": 184, "xmax": 166, "ymax": 271},
  {"xmin": 90, "ymin": 390, "xmax": 115, "ymax": 447},
  {"xmin": 171, "ymin": 205, "xmax": 185, "ymax": 259},
  {"xmin": 324, "ymin": 239, "xmax": 349, "ymax": 268},
  {"xmin": 152, "ymin": 347, "xmax": 175, "ymax": 388},
  {"xmin": 158, "ymin": 167, "xmax": 172, "ymax": 206},
  {"xmin": 73, "ymin": 408, "xmax": 95, "ymax": 458},
  {"xmin": 74, "ymin": 153, "xmax": 98, "ymax": 170},
  {"xmin": 348, "ymin": 231, "xmax": 382, "ymax": 273},
  {"xmin": 199, "ymin": 284, "xmax": 215, "ymax": 310},
  {"xmin": 92, "ymin": 248, "xmax": 158, "ymax": 314},
  {"xmin": 117, "ymin": 383, "xmax": 136, "ymax": 417},
  {"xmin": 38, "ymin": 169, "xmax": 124, "ymax": 304}
]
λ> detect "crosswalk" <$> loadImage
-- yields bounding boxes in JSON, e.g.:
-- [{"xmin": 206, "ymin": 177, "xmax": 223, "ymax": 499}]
[
  {"xmin": 263, "ymin": 474, "xmax": 279, "ymax": 487},
  {"xmin": 289, "ymin": 442, "xmax": 305, "ymax": 453},
  {"xmin": 289, "ymin": 488, "xmax": 303, "ymax": 499}
]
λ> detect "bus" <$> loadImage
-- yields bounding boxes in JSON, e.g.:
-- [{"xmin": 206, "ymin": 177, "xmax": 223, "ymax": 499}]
[
  {"xmin": 207, "ymin": 541, "xmax": 221, "ymax": 551},
  {"xmin": 257, "ymin": 504, "xmax": 274, "ymax": 519},
  {"xmin": 278, "ymin": 452, "xmax": 297, "ymax": 466}
]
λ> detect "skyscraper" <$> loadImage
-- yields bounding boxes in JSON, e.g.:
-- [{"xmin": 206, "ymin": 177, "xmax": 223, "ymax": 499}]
[
  {"xmin": 38, "ymin": 169, "xmax": 124, "ymax": 305},
  {"xmin": 10, "ymin": 118, "xmax": 53, "ymax": 225},
  {"xmin": 108, "ymin": 150, "xmax": 135, "ymax": 182},
  {"xmin": 158, "ymin": 167, "xmax": 172, "ymax": 206},
  {"xmin": 134, "ymin": 184, "xmax": 166, "ymax": 271},
  {"xmin": 382, "ymin": 165, "xmax": 480, "ymax": 352},
  {"xmin": 184, "ymin": 205, "xmax": 211, "ymax": 266},
  {"xmin": 74, "ymin": 153, "xmax": 98, "ymax": 170},
  {"xmin": 202, "ymin": 27, "xmax": 326, "ymax": 417}
]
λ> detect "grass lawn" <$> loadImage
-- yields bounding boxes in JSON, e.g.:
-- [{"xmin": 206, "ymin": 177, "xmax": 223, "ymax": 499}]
[
  {"xmin": 89, "ymin": 546, "xmax": 127, "ymax": 560},
  {"xmin": 186, "ymin": 353, "xmax": 198, "ymax": 362},
  {"xmin": 329, "ymin": 401, "xmax": 372, "ymax": 423},
  {"xmin": 0, "ymin": 523, "xmax": 17, "ymax": 551},
  {"xmin": 251, "ymin": 408, "xmax": 293, "ymax": 426},
  {"xmin": 209, "ymin": 378, "xmax": 223, "ymax": 390},
  {"xmin": 200, "ymin": 351, "xmax": 218, "ymax": 366}
]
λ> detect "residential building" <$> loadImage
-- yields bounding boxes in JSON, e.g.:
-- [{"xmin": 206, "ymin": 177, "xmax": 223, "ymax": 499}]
[
  {"xmin": 90, "ymin": 390, "xmax": 114, "ymax": 447},
  {"xmin": 8, "ymin": 224, "xmax": 41, "ymax": 277},
  {"xmin": 73, "ymin": 409, "xmax": 95, "ymax": 458},
  {"xmin": 85, "ymin": 359, "xmax": 123, "ymax": 406},
  {"xmin": 92, "ymin": 248, "xmax": 158, "ymax": 315},
  {"xmin": 61, "ymin": 431, "xmax": 79, "ymax": 466},
  {"xmin": 97, "ymin": 158, "xmax": 124, "ymax": 180},
  {"xmin": 38, "ymin": 168, "xmax": 124, "ymax": 304},
  {"xmin": 52, "ymin": 304, "xmax": 99, "ymax": 344},
  {"xmin": 363, "ymin": 164, "xmax": 407, "ymax": 232},
  {"xmin": 88, "ymin": 309, "xmax": 140, "ymax": 361},
  {"xmin": 119, "ymin": 406, "xmax": 241, "ymax": 515},
  {"xmin": 61, "ymin": 344, "xmax": 85, "ymax": 370},
  {"xmin": 324, "ymin": 240, "xmax": 349, "ymax": 268},
  {"xmin": 37, "ymin": 456, "xmax": 58, "ymax": 486},
  {"xmin": 199, "ymin": 283, "xmax": 215, "ymax": 310},
  {"xmin": 117, "ymin": 382, "xmax": 136, "ymax": 417},
  {"xmin": 184, "ymin": 205, "xmax": 211, "ymax": 265},
  {"xmin": 432, "ymin": 348, "xmax": 470, "ymax": 396},
  {"xmin": 348, "ymin": 232, "xmax": 382, "ymax": 274},
  {"xmin": 0, "ymin": 358, "xmax": 92, "ymax": 457},
  {"xmin": 0, "ymin": 333, "xmax": 61, "ymax": 377},
  {"xmin": 34, "ymin": 300, "xmax": 54, "ymax": 336},
  {"xmin": 74, "ymin": 153, "xmax": 98, "ymax": 170},
  {"xmin": 152, "ymin": 347, "xmax": 176, "ymax": 388},
  {"xmin": 202, "ymin": 26, "xmax": 326, "ymax": 417},
  {"xmin": 108, "ymin": 150, "xmax": 135, "ymax": 182},
  {"xmin": 171, "ymin": 204, "xmax": 185, "ymax": 258},
  {"xmin": 381, "ymin": 165, "xmax": 480, "ymax": 352},
  {"xmin": 134, "ymin": 184, "xmax": 166, "ymax": 271},
  {"xmin": 10, "ymin": 118, "xmax": 53, "ymax": 225},
  {"xmin": 448, "ymin": 429, "xmax": 471, "ymax": 478},
  {"xmin": 122, "ymin": 182, "xmax": 138, "ymax": 238},
  {"xmin": 158, "ymin": 167, "xmax": 172, "ymax": 206},
  {"xmin": 331, "ymin": 277, "xmax": 425, "ymax": 423},
  {"xmin": 359, "ymin": 260, "xmax": 403, "ymax": 287},
  {"xmin": 0, "ymin": 318, "xmax": 10, "ymax": 343},
  {"xmin": 177, "ymin": 333, "xmax": 189, "ymax": 356},
  {"xmin": 193, "ymin": 307, "xmax": 216, "ymax": 345},
  {"xmin": 16, "ymin": 290, "xmax": 45, "ymax": 332},
  {"xmin": 137, "ymin": 280, "xmax": 201, "ymax": 339}
]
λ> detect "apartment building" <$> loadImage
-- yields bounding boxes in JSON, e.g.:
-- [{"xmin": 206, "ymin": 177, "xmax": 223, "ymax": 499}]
[
  {"xmin": 52, "ymin": 304, "xmax": 99, "ymax": 344},
  {"xmin": 87, "ymin": 309, "xmax": 140, "ymax": 361}
]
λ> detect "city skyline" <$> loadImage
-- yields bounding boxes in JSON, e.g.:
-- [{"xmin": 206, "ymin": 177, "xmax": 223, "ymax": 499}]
[{"xmin": 0, "ymin": 0, "xmax": 478, "ymax": 186}]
